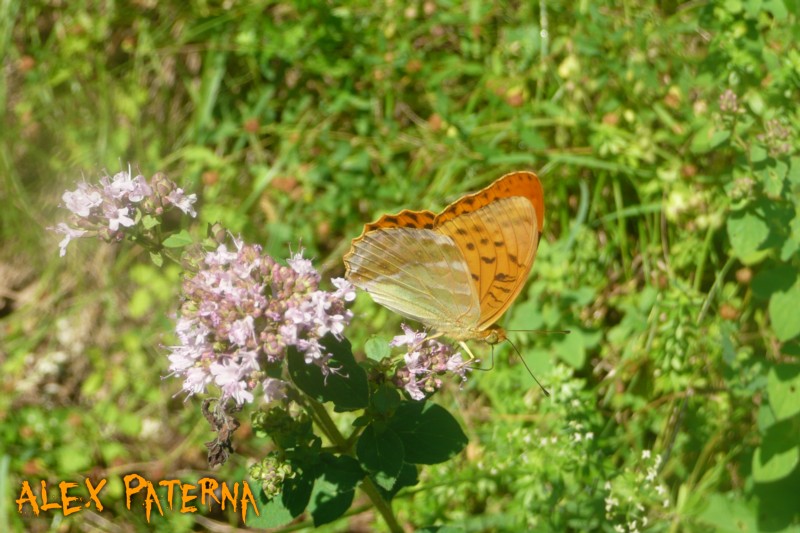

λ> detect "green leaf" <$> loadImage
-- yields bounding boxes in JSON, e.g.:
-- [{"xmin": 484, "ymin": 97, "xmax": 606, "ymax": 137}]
[
  {"xmin": 752, "ymin": 264, "xmax": 797, "ymax": 300},
  {"xmin": 282, "ymin": 464, "xmax": 317, "ymax": 516},
  {"xmin": 378, "ymin": 462, "xmax": 418, "ymax": 502},
  {"xmin": 780, "ymin": 213, "xmax": 800, "ymax": 261},
  {"xmin": 769, "ymin": 279, "xmax": 800, "ymax": 341},
  {"xmin": 287, "ymin": 335, "xmax": 369, "ymax": 411},
  {"xmin": 365, "ymin": 336, "xmax": 391, "ymax": 361},
  {"xmin": 247, "ymin": 486, "xmax": 296, "ymax": 529},
  {"xmin": 388, "ymin": 401, "xmax": 468, "ymax": 465},
  {"xmin": 553, "ymin": 330, "xmax": 586, "ymax": 368},
  {"xmin": 149, "ymin": 251, "xmax": 164, "ymax": 267},
  {"xmin": 357, "ymin": 424, "xmax": 405, "ymax": 491},
  {"xmin": 372, "ymin": 384, "xmax": 402, "ymax": 415},
  {"xmin": 763, "ymin": 0, "xmax": 788, "ymax": 19},
  {"xmin": 727, "ymin": 209, "xmax": 770, "ymax": 264},
  {"xmin": 691, "ymin": 122, "xmax": 731, "ymax": 154},
  {"xmin": 752, "ymin": 418, "xmax": 800, "ymax": 483},
  {"xmin": 750, "ymin": 143, "xmax": 768, "ymax": 163},
  {"xmin": 768, "ymin": 364, "xmax": 800, "ymax": 420},
  {"xmin": 308, "ymin": 455, "xmax": 365, "ymax": 526},
  {"xmin": 698, "ymin": 493, "xmax": 758, "ymax": 532},
  {"xmin": 141, "ymin": 214, "xmax": 160, "ymax": 230},
  {"xmin": 162, "ymin": 230, "xmax": 193, "ymax": 248},
  {"xmin": 788, "ymin": 156, "xmax": 800, "ymax": 185},
  {"xmin": 756, "ymin": 158, "xmax": 789, "ymax": 197}
]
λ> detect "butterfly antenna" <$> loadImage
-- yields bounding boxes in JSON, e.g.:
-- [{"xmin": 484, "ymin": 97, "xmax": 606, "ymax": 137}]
[
  {"xmin": 506, "ymin": 329, "xmax": 571, "ymax": 335},
  {"xmin": 506, "ymin": 338, "xmax": 550, "ymax": 397}
]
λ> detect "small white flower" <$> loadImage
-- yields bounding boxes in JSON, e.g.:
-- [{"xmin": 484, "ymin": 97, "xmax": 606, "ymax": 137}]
[
  {"xmin": 641, "ymin": 449, "xmax": 651, "ymax": 460},
  {"xmin": 287, "ymin": 250, "xmax": 316, "ymax": 277},
  {"xmin": 105, "ymin": 170, "xmax": 137, "ymax": 199},
  {"xmin": 605, "ymin": 496, "xmax": 618, "ymax": 511},
  {"xmin": 52, "ymin": 223, "xmax": 87, "ymax": 257},
  {"xmin": 228, "ymin": 316, "xmax": 255, "ymax": 347},
  {"xmin": 262, "ymin": 377, "xmax": 287, "ymax": 403},
  {"xmin": 62, "ymin": 183, "xmax": 103, "ymax": 216},
  {"xmin": 107, "ymin": 206, "xmax": 135, "ymax": 231},
  {"xmin": 391, "ymin": 323, "xmax": 427, "ymax": 347},
  {"xmin": 166, "ymin": 188, "xmax": 197, "ymax": 216},
  {"xmin": 332, "ymin": 277, "xmax": 356, "ymax": 302}
]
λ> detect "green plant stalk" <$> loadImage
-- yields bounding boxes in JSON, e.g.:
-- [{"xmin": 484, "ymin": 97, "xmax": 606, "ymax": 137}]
[
  {"xmin": 306, "ymin": 398, "xmax": 402, "ymax": 533},
  {"xmin": 612, "ymin": 177, "xmax": 631, "ymax": 277},
  {"xmin": 692, "ymin": 224, "xmax": 716, "ymax": 293},
  {"xmin": 696, "ymin": 255, "xmax": 735, "ymax": 325}
]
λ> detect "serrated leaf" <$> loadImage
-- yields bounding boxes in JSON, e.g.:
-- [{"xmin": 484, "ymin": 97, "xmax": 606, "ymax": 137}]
[
  {"xmin": 767, "ymin": 364, "xmax": 800, "ymax": 420},
  {"xmin": 287, "ymin": 334, "xmax": 368, "ymax": 411},
  {"xmin": 769, "ymin": 280, "xmax": 800, "ymax": 341},
  {"xmin": 162, "ymin": 230, "xmax": 193, "ymax": 248},
  {"xmin": 387, "ymin": 401, "xmax": 467, "ymax": 465}
]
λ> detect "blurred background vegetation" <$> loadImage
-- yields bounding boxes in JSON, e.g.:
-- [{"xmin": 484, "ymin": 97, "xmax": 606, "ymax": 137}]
[{"xmin": 2, "ymin": 0, "xmax": 799, "ymax": 531}]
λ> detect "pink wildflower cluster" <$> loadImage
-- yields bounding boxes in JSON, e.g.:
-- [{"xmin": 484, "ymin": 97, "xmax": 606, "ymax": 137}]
[
  {"xmin": 390, "ymin": 324, "xmax": 470, "ymax": 400},
  {"xmin": 51, "ymin": 168, "xmax": 197, "ymax": 256},
  {"xmin": 167, "ymin": 237, "xmax": 356, "ymax": 405}
]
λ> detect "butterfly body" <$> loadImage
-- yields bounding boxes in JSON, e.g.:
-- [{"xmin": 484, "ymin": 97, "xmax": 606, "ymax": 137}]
[{"xmin": 344, "ymin": 171, "xmax": 544, "ymax": 343}]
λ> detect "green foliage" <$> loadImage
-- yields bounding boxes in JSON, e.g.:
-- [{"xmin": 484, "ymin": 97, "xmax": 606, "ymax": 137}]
[
  {"xmin": 2, "ymin": 0, "xmax": 799, "ymax": 531},
  {"xmin": 287, "ymin": 336, "xmax": 369, "ymax": 411}
]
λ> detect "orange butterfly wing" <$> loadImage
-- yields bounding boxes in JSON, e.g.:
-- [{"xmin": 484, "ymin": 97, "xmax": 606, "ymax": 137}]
[
  {"xmin": 435, "ymin": 171, "xmax": 543, "ymax": 329},
  {"xmin": 344, "ymin": 171, "xmax": 544, "ymax": 342}
]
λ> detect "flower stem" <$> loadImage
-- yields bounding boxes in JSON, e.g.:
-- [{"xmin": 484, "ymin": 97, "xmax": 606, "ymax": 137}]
[{"xmin": 306, "ymin": 398, "xmax": 402, "ymax": 533}]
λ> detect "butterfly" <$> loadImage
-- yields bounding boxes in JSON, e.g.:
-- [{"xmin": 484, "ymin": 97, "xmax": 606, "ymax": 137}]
[{"xmin": 343, "ymin": 171, "xmax": 544, "ymax": 346}]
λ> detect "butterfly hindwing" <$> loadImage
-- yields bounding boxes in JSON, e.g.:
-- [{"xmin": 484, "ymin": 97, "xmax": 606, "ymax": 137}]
[{"xmin": 344, "ymin": 226, "xmax": 480, "ymax": 331}]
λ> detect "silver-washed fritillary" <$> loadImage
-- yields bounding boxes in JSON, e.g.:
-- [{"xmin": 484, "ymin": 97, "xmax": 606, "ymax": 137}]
[{"xmin": 343, "ymin": 171, "xmax": 544, "ymax": 344}]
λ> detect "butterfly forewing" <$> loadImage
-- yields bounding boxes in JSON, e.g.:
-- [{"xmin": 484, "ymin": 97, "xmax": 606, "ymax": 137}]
[{"xmin": 438, "ymin": 196, "xmax": 538, "ymax": 329}]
